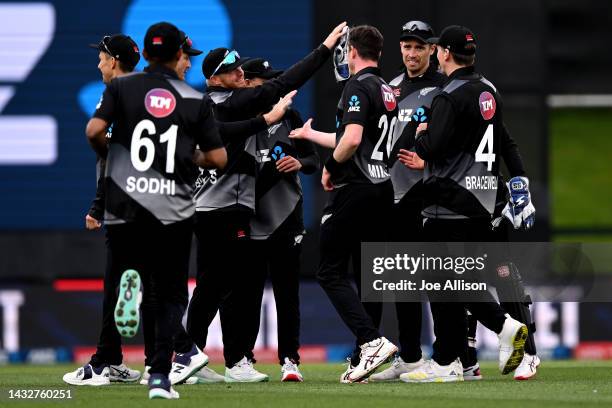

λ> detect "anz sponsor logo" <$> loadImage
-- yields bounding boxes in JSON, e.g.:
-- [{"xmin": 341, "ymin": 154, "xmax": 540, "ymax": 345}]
[
  {"xmin": 256, "ymin": 148, "xmax": 272, "ymax": 163},
  {"xmin": 347, "ymin": 95, "xmax": 361, "ymax": 112},
  {"xmin": 367, "ymin": 163, "xmax": 390, "ymax": 179},
  {"xmin": 398, "ymin": 108, "xmax": 413, "ymax": 122}
]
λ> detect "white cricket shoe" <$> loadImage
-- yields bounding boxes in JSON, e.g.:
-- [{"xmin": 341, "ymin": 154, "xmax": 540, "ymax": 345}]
[
  {"xmin": 463, "ymin": 363, "xmax": 483, "ymax": 381},
  {"xmin": 225, "ymin": 357, "xmax": 269, "ymax": 382},
  {"xmin": 109, "ymin": 364, "xmax": 141, "ymax": 383},
  {"xmin": 281, "ymin": 358, "xmax": 303, "ymax": 382},
  {"xmin": 514, "ymin": 353, "xmax": 540, "ymax": 380},
  {"xmin": 139, "ymin": 366, "xmax": 150, "ymax": 385},
  {"xmin": 369, "ymin": 356, "xmax": 426, "ymax": 382},
  {"xmin": 63, "ymin": 364, "xmax": 110, "ymax": 386},
  {"xmin": 400, "ymin": 359, "xmax": 464, "ymax": 383},
  {"xmin": 148, "ymin": 374, "xmax": 179, "ymax": 400},
  {"xmin": 189, "ymin": 366, "xmax": 226, "ymax": 384},
  {"xmin": 339, "ymin": 358, "xmax": 367, "ymax": 384},
  {"xmin": 169, "ymin": 345, "xmax": 209, "ymax": 385},
  {"xmin": 348, "ymin": 337, "xmax": 398, "ymax": 383},
  {"xmin": 498, "ymin": 315, "xmax": 528, "ymax": 375}
]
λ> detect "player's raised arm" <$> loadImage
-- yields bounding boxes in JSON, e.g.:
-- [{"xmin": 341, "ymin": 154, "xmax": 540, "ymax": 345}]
[{"xmin": 289, "ymin": 118, "xmax": 337, "ymax": 148}]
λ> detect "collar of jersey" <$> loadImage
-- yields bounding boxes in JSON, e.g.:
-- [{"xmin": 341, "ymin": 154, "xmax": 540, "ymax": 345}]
[
  {"xmin": 143, "ymin": 64, "xmax": 179, "ymax": 79},
  {"xmin": 404, "ymin": 65, "xmax": 441, "ymax": 83},
  {"xmin": 447, "ymin": 65, "xmax": 476, "ymax": 81},
  {"xmin": 352, "ymin": 66, "xmax": 381, "ymax": 79}
]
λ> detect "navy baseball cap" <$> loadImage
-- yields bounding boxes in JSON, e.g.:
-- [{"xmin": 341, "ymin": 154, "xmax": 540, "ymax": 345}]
[
  {"xmin": 202, "ymin": 48, "xmax": 251, "ymax": 79},
  {"xmin": 400, "ymin": 20, "xmax": 435, "ymax": 43},
  {"xmin": 89, "ymin": 34, "xmax": 141, "ymax": 68},
  {"xmin": 179, "ymin": 31, "xmax": 203, "ymax": 56},
  {"xmin": 429, "ymin": 25, "xmax": 476, "ymax": 56},
  {"xmin": 144, "ymin": 22, "xmax": 182, "ymax": 61},
  {"xmin": 242, "ymin": 58, "xmax": 283, "ymax": 80}
]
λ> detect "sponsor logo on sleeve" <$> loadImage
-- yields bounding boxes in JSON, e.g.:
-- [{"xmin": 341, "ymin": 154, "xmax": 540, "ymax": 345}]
[
  {"xmin": 145, "ymin": 88, "xmax": 176, "ymax": 118},
  {"xmin": 479, "ymin": 91, "xmax": 496, "ymax": 121},
  {"xmin": 381, "ymin": 84, "xmax": 397, "ymax": 111}
]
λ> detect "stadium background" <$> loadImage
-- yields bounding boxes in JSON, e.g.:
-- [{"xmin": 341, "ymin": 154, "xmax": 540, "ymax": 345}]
[{"xmin": 0, "ymin": 0, "xmax": 611, "ymax": 364}]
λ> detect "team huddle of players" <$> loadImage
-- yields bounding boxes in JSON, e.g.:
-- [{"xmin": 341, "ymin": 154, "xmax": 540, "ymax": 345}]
[{"xmin": 62, "ymin": 18, "xmax": 538, "ymax": 399}]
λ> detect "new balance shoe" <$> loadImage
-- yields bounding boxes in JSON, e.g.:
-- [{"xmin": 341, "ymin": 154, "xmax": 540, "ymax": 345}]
[
  {"xmin": 281, "ymin": 358, "xmax": 303, "ymax": 382},
  {"xmin": 109, "ymin": 364, "xmax": 141, "ymax": 383},
  {"xmin": 498, "ymin": 315, "xmax": 528, "ymax": 375},
  {"xmin": 400, "ymin": 359, "xmax": 464, "ymax": 383},
  {"xmin": 63, "ymin": 364, "xmax": 110, "ymax": 386},
  {"xmin": 340, "ymin": 358, "xmax": 367, "ymax": 384},
  {"xmin": 369, "ymin": 356, "xmax": 425, "ymax": 382},
  {"xmin": 139, "ymin": 366, "xmax": 150, "ymax": 385},
  {"xmin": 114, "ymin": 269, "xmax": 141, "ymax": 338},
  {"xmin": 225, "ymin": 357, "xmax": 269, "ymax": 382},
  {"xmin": 148, "ymin": 374, "xmax": 179, "ymax": 400},
  {"xmin": 348, "ymin": 337, "xmax": 398, "ymax": 383},
  {"xmin": 514, "ymin": 353, "xmax": 540, "ymax": 380},
  {"xmin": 169, "ymin": 344, "xmax": 209, "ymax": 385},
  {"xmin": 189, "ymin": 366, "xmax": 226, "ymax": 384},
  {"xmin": 463, "ymin": 363, "xmax": 483, "ymax": 381}
]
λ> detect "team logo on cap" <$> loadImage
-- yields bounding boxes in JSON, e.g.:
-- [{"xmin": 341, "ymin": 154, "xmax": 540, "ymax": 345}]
[
  {"xmin": 380, "ymin": 84, "xmax": 397, "ymax": 111},
  {"xmin": 145, "ymin": 88, "xmax": 176, "ymax": 118},
  {"xmin": 479, "ymin": 91, "xmax": 496, "ymax": 121},
  {"xmin": 152, "ymin": 36, "xmax": 163, "ymax": 45},
  {"xmin": 466, "ymin": 34, "xmax": 474, "ymax": 42}
]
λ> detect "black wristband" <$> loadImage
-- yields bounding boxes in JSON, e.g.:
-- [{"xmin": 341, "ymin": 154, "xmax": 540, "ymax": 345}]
[{"xmin": 325, "ymin": 155, "xmax": 342, "ymax": 174}]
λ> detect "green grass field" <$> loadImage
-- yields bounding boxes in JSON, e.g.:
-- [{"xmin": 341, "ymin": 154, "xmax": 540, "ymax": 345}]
[{"xmin": 1, "ymin": 361, "xmax": 611, "ymax": 408}]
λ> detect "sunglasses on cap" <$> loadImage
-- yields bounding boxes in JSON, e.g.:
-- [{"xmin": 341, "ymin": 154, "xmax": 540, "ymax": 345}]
[
  {"xmin": 99, "ymin": 36, "xmax": 118, "ymax": 59},
  {"xmin": 402, "ymin": 20, "xmax": 432, "ymax": 33},
  {"xmin": 211, "ymin": 50, "xmax": 239, "ymax": 77}
]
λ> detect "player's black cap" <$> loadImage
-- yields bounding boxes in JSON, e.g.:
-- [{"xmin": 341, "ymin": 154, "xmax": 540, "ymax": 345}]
[
  {"xmin": 202, "ymin": 47, "xmax": 251, "ymax": 79},
  {"xmin": 180, "ymin": 31, "xmax": 203, "ymax": 56},
  {"xmin": 242, "ymin": 58, "xmax": 283, "ymax": 80},
  {"xmin": 399, "ymin": 20, "xmax": 435, "ymax": 43},
  {"xmin": 144, "ymin": 22, "xmax": 182, "ymax": 61},
  {"xmin": 429, "ymin": 25, "xmax": 476, "ymax": 56},
  {"xmin": 89, "ymin": 34, "xmax": 141, "ymax": 68}
]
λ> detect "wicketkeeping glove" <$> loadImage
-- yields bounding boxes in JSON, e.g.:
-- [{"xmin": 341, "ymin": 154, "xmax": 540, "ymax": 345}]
[
  {"xmin": 501, "ymin": 176, "xmax": 536, "ymax": 230},
  {"xmin": 333, "ymin": 26, "xmax": 350, "ymax": 82}
]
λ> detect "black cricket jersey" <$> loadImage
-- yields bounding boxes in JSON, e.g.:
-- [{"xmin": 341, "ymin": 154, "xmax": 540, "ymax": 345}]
[
  {"xmin": 250, "ymin": 109, "xmax": 319, "ymax": 240},
  {"xmin": 194, "ymin": 44, "xmax": 331, "ymax": 213},
  {"xmin": 415, "ymin": 66, "xmax": 513, "ymax": 220},
  {"xmin": 93, "ymin": 65, "xmax": 223, "ymax": 225},
  {"xmin": 331, "ymin": 67, "xmax": 398, "ymax": 186},
  {"xmin": 388, "ymin": 66, "xmax": 445, "ymax": 203}
]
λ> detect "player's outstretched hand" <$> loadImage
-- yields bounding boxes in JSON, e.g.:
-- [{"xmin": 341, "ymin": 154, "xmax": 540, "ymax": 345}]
[
  {"xmin": 398, "ymin": 149, "xmax": 425, "ymax": 169},
  {"xmin": 85, "ymin": 214, "xmax": 101, "ymax": 230},
  {"xmin": 323, "ymin": 22, "xmax": 348, "ymax": 50},
  {"xmin": 289, "ymin": 118, "xmax": 313, "ymax": 140},
  {"xmin": 321, "ymin": 166, "xmax": 335, "ymax": 191},
  {"xmin": 264, "ymin": 90, "xmax": 297, "ymax": 125},
  {"xmin": 277, "ymin": 156, "xmax": 302, "ymax": 173}
]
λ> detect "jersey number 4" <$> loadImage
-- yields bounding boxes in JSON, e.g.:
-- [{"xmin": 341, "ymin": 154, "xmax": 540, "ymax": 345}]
[
  {"xmin": 130, "ymin": 119, "xmax": 177, "ymax": 173},
  {"xmin": 475, "ymin": 124, "xmax": 495, "ymax": 171}
]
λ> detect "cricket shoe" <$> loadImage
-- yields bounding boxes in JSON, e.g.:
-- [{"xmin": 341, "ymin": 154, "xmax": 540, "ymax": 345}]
[
  {"xmin": 114, "ymin": 269, "xmax": 141, "ymax": 338},
  {"xmin": 400, "ymin": 359, "xmax": 464, "ymax": 383},
  {"xmin": 109, "ymin": 364, "xmax": 140, "ymax": 383},
  {"xmin": 498, "ymin": 315, "xmax": 528, "ymax": 375},
  {"xmin": 169, "ymin": 344, "xmax": 209, "ymax": 385},
  {"xmin": 225, "ymin": 357, "xmax": 269, "ymax": 382},
  {"xmin": 348, "ymin": 337, "xmax": 398, "ymax": 383},
  {"xmin": 369, "ymin": 356, "xmax": 426, "ymax": 382},
  {"xmin": 63, "ymin": 364, "xmax": 110, "ymax": 386},
  {"xmin": 514, "ymin": 354, "xmax": 540, "ymax": 380},
  {"xmin": 463, "ymin": 363, "xmax": 483, "ymax": 381},
  {"xmin": 139, "ymin": 366, "xmax": 150, "ymax": 385},
  {"xmin": 281, "ymin": 358, "xmax": 303, "ymax": 382},
  {"xmin": 148, "ymin": 374, "xmax": 179, "ymax": 400},
  {"xmin": 339, "ymin": 358, "xmax": 368, "ymax": 384},
  {"xmin": 189, "ymin": 366, "xmax": 226, "ymax": 384}
]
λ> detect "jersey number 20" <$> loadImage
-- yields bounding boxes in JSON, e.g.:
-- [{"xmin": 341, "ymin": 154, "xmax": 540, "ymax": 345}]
[{"xmin": 371, "ymin": 115, "xmax": 397, "ymax": 161}]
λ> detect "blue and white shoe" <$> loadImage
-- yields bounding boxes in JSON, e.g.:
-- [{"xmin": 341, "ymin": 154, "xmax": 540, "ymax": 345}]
[
  {"xmin": 148, "ymin": 374, "xmax": 179, "ymax": 400},
  {"xmin": 63, "ymin": 364, "xmax": 110, "ymax": 386},
  {"xmin": 169, "ymin": 344, "xmax": 209, "ymax": 385},
  {"xmin": 109, "ymin": 364, "xmax": 141, "ymax": 383},
  {"xmin": 114, "ymin": 269, "xmax": 141, "ymax": 338}
]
